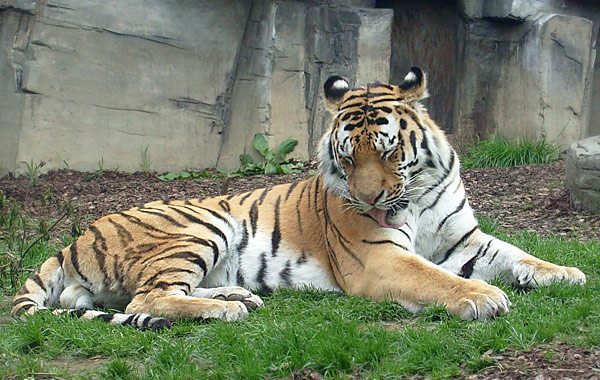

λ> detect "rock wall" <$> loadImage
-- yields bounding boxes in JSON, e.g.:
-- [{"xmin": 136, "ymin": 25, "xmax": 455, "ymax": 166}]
[
  {"xmin": 384, "ymin": 0, "xmax": 600, "ymax": 148},
  {"xmin": 1, "ymin": 0, "xmax": 599, "ymax": 175},
  {"xmin": 0, "ymin": 0, "xmax": 391, "ymax": 174}
]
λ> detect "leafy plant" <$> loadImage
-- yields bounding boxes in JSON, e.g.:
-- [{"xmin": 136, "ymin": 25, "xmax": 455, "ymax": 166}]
[
  {"xmin": 139, "ymin": 145, "xmax": 152, "ymax": 172},
  {"xmin": 229, "ymin": 134, "xmax": 303, "ymax": 176},
  {"xmin": 460, "ymin": 134, "xmax": 559, "ymax": 169},
  {"xmin": 20, "ymin": 159, "xmax": 45, "ymax": 187}
]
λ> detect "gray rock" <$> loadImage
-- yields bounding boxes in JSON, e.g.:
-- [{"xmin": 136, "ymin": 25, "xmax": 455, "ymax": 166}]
[{"xmin": 565, "ymin": 136, "xmax": 600, "ymax": 215}]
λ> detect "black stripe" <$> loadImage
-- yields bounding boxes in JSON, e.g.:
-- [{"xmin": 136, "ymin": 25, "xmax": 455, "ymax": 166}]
[
  {"xmin": 419, "ymin": 179, "xmax": 454, "ymax": 216},
  {"xmin": 437, "ymin": 226, "xmax": 478, "ymax": 265},
  {"xmin": 418, "ymin": 151, "xmax": 456, "ymax": 202},
  {"xmin": 238, "ymin": 191, "xmax": 254, "ymax": 206},
  {"xmin": 249, "ymin": 200, "xmax": 259, "ymax": 237},
  {"xmin": 195, "ymin": 206, "xmax": 233, "ymax": 229},
  {"xmin": 141, "ymin": 315, "xmax": 152, "ymax": 328},
  {"xmin": 121, "ymin": 314, "xmax": 136, "ymax": 326},
  {"xmin": 258, "ymin": 187, "xmax": 270, "ymax": 205},
  {"xmin": 271, "ymin": 196, "xmax": 281, "ymax": 257},
  {"xmin": 218, "ymin": 200, "xmax": 231, "ymax": 213},
  {"xmin": 488, "ymin": 249, "xmax": 501, "ymax": 265},
  {"xmin": 285, "ymin": 182, "xmax": 299, "ymax": 201},
  {"xmin": 170, "ymin": 207, "xmax": 229, "ymax": 249},
  {"xmin": 296, "ymin": 182, "xmax": 309, "ymax": 234},
  {"xmin": 155, "ymin": 251, "xmax": 208, "ymax": 276},
  {"xmin": 256, "ymin": 253, "xmax": 270, "ymax": 292},
  {"xmin": 141, "ymin": 268, "xmax": 196, "ymax": 288},
  {"xmin": 69, "ymin": 309, "xmax": 87, "ymax": 318},
  {"xmin": 55, "ymin": 251, "xmax": 64, "ymax": 265},
  {"xmin": 236, "ymin": 269, "xmax": 245, "ymax": 287},
  {"xmin": 397, "ymin": 228, "xmax": 411, "ymax": 242},
  {"xmin": 155, "ymin": 281, "xmax": 191, "ymax": 294},
  {"xmin": 313, "ymin": 176, "xmax": 321, "ymax": 211},
  {"xmin": 459, "ymin": 240, "xmax": 492, "ymax": 278},
  {"xmin": 409, "ymin": 131, "xmax": 417, "ymax": 154},
  {"xmin": 362, "ymin": 239, "xmax": 409, "ymax": 252},
  {"xmin": 137, "ymin": 208, "xmax": 185, "ymax": 227},
  {"xmin": 108, "ymin": 218, "xmax": 134, "ymax": 245},
  {"xmin": 12, "ymin": 297, "xmax": 35, "ymax": 307},
  {"xmin": 89, "ymin": 225, "xmax": 110, "ymax": 289},
  {"xmin": 367, "ymin": 91, "xmax": 395, "ymax": 98},
  {"xmin": 438, "ymin": 197, "xmax": 466, "ymax": 229},
  {"xmin": 120, "ymin": 212, "xmax": 169, "ymax": 235},
  {"xmin": 30, "ymin": 272, "xmax": 46, "ymax": 292},
  {"xmin": 279, "ymin": 260, "xmax": 293, "ymax": 287},
  {"xmin": 340, "ymin": 101, "xmax": 365, "ymax": 111},
  {"xmin": 237, "ymin": 220, "xmax": 249, "ymax": 254},
  {"xmin": 95, "ymin": 313, "xmax": 114, "ymax": 323},
  {"xmin": 132, "ymin": 313, "xmax": 142, "ymax": 326},
  {"xmin": 19, "ymin": 303, "xmax": 36, "ymax": 314}
]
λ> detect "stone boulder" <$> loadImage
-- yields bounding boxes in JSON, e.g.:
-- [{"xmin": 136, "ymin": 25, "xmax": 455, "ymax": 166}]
[{"xmin": 565, "ymin": 136, "xmax": 600, "ymax": 215}]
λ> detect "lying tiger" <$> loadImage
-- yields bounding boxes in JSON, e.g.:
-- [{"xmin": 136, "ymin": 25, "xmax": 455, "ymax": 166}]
[{"xmin": 12, "ymin": 68, "xmax": 586, "ymax": 329}]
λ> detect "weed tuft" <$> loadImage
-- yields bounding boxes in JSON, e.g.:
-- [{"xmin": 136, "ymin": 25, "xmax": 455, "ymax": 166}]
[
  {"xmin": 20, "ymin": 159, "xmax": 45, "ymax": 187},
  {"xmin": 460, "ymin": 134, "xmax": 559, "ymax": 169},
  {"xmin": 139, "ymin": 145, "xmax": 152, "ymax": 173}
]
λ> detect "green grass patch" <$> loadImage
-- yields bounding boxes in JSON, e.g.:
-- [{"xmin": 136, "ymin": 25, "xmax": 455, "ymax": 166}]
[
  {"xmin": 1, "ymin": 220, "xmax": 598, "ymax": 379},
  {"xmin": 460, "ymin": 134, "xmax": 559, "ymax": 169}
]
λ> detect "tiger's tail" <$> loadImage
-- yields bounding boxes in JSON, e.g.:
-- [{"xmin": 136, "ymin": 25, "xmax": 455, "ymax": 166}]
[{"xmin": 11, "ymin": 251, "xmax": 172, "ymax": 330}]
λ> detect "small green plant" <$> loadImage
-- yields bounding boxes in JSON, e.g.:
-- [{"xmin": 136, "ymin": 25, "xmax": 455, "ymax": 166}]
[
  {"xmin": 56, "ymin": 152, "xmax": 70, "ymax": 169},
  {"xmin": 139, "ymin": 145, "xmax": 152, "ymax": 172},
  {"xmin": 460, "ymin": 134, "xmax": 559, "ymax": 169},
  {"xmin": 20, "ymin": 159, "xmax": 45, "ymax": 187},
  {"xmin": 88, "ymin": 158, "xmax": 105, "ymax": 180},
  {"xmin": 228, "ymin": 133, "xmax": 303, "ymax": 176},
  {"xmin": 0, "ymin": 191, "xmax": 73, "ymax": 291},
  {"xmin": 158, "ymin": 169, "xmax": 215, "ymax": 181}
]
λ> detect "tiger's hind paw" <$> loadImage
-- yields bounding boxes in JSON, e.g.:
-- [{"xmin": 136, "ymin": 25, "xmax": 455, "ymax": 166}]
[{"xmin": 191, "ymin": 286, "xmax": 264, "ymax": 311}]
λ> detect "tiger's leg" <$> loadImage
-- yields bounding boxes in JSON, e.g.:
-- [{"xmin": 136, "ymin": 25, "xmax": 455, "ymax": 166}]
[
  {"xmin": 349, "ymin": 248, "xmax": 510, "ymax": 320},
  {"xmin": 437, "ymin": 228, "xmax": 586, "ymax": 288},
  {"xmin": 191, "ymin": 287, "xmax": 264, "ymax": 311},
  {"xmin": 125, "ymin": 246, "xmax": 249, "ymax": 321}
]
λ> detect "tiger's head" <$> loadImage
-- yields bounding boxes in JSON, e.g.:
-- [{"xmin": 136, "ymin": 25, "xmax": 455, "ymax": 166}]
[{"xmin": 318, "ymin": 67, "xmax": 451, "ymax": 228}]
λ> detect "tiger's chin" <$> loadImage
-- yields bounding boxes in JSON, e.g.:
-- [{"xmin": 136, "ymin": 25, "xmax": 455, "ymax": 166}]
[{"xmin": 367, "ymin": 207, "xmax": 407, "ymax": 229}]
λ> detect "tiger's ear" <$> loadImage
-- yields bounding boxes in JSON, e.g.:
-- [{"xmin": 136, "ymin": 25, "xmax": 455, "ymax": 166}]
[
  {"xmin": 323, "ymin": 76, "xmax": 350, "ymax": 113},
  {"xmin": 399, "ymin": 67, "xmax": 428, "ymax": 102}
]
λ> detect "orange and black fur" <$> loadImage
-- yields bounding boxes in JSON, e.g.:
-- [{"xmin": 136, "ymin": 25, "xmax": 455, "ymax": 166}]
[{"xmin": 12, "ymin": 68, "xmax": 585, "ymax": 328}]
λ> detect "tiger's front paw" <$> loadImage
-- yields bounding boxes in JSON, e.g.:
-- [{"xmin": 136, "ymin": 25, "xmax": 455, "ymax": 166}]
[
  {"xmin": 448, "ymin": 279, "xmax": 511, "ymax": 321},
  {"xmin": 513, "ymin": 259, "xmax": 586, "ymax": 288}
]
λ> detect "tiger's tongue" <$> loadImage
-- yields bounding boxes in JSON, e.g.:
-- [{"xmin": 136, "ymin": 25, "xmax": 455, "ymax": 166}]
[{"xmin": 367, "ymin": 208, "xmax": 406, "ymax": 228}]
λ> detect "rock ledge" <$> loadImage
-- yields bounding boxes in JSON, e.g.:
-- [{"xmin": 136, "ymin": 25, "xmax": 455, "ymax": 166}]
[{"xmin": 565, "ymin": 136, "xmax": 600, "ymax": 215}]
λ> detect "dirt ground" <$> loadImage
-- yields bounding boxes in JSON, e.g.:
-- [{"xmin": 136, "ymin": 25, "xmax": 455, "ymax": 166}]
[{"xmin": 1, "ymin": 160, "xmax": 599, "ymax": 379}]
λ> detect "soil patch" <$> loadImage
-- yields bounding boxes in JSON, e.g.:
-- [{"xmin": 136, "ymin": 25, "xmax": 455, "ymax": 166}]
[{"xmin": 0, "ymin": 160, "xmax": 598, "ymax": 241}]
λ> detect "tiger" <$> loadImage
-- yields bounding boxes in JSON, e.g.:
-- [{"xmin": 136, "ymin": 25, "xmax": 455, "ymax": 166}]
[{"xmin": 12, "ymin": 67, "xmax": 586, "ymax": 329}]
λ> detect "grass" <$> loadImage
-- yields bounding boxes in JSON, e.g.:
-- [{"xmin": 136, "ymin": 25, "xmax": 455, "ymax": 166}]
[
  {"xmin": 1, "ymin": 219, "xmax": 598, "ymax": 379},
  {"xmin": 460, "ymin": 134, "xmax": 560, "ymax": 169}
]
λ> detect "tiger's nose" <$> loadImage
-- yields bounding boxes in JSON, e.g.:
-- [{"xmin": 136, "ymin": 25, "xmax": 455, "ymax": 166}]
[{"xmin": 358, "ymin": 190, "xmax": 385, "ymax": 205}]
